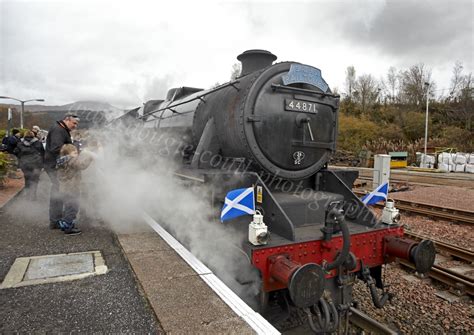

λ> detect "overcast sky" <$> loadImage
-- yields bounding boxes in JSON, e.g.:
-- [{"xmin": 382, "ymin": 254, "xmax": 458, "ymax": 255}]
[{"xmin": 1, "ymin": 0, "xmax": 472, "ymax": 108}]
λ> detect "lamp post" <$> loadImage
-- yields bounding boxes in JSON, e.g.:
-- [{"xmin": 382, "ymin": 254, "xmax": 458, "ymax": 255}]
[
  {"xmin": 0, "ymin": 96, "xmax": 45, "ymax": 129},
  {"xmin": 423, "ymin": 82, "xmax": 430, "ymax": 166}
]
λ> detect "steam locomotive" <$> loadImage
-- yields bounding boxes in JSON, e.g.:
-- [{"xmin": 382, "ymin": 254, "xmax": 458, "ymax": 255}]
[{"xmin": 116, "ymin": 50, "xmax": 436, "ymax": 333}]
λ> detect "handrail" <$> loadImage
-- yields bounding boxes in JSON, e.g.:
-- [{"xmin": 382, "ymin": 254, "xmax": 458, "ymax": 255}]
[{"xmin": 139, "ymin": 80, "xmax": 240, "ymax": 120}]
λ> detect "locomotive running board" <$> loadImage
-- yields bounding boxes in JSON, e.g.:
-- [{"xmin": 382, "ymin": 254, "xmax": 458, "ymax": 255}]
[{"xmin": 142, "ymin": 212, "xmax": 280, "ymax": 335}]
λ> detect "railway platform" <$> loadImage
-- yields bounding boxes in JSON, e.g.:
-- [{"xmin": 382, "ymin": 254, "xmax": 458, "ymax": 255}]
[{"xmin": 0, "ymin": 174, "xmax": 261, "ymax": 334}]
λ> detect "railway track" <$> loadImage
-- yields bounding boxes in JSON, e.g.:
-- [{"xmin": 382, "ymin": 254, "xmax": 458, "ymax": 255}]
[
  {"xmin": 353, "ymin": 190, "xmax": 474, "ymax": 225},
  {"xmin": 404, "ymin": 231, "xmax": 474, "ymax": 263},
  {"xmin": 349, "ymin": 307, "xmax": 398, "ymax": 335},
  {"xmin": 357, "ymin": 176, "xmax": 442, "ymax": 188},
  {"xmin": 400, "ymin": 232, "xmax": 474, "ymax": 297},
  {"xmin": 399, "ymin": 259, "xmax": 474, "ymax": 297},
  {"xmin": 332, "ymin": 166, "xmax": 474, "ymax": 189}
]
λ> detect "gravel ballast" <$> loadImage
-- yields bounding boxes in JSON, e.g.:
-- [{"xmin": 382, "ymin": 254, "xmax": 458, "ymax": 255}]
[
  {"xmin": 354, "ymin": 184, "xmax": 474, "ymax": 334},
  {"xmin": 353, "ymin": 264, "xmax": 473, "ymax": 334}
]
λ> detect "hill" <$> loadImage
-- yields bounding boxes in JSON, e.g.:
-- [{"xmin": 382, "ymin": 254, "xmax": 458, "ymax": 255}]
[{"xmin": 0, "ymin": 101, "xmax": 125, "ymax": 130}]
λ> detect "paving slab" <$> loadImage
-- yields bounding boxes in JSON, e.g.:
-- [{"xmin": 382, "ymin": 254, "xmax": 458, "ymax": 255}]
[
  {"xmin": 119, "ymin": 231, "xmax": 172, "ymax": 253},
  {"xmin": 127, "ymin": 250, "xmax": 198, "ymax": 281},
  {"xmin": 118, "ymin": 232, "xmax": 256, "ymax": 334},
  {"xmin": 145, "ymin": 275, "xmax": 252, "ymax": 333},
  {"xmin": 25, "ymin": 253, "xmax": 94, "ymax": 280}
]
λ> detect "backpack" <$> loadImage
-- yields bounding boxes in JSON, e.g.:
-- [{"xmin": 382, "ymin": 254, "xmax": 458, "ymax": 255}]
[
  {"xmin": 17, "ymin": 141, "xmax": 43, "ymax": 169},
  {"xmin": 5, "ymin": 136, "xmax": 19, "ymax": 154}
]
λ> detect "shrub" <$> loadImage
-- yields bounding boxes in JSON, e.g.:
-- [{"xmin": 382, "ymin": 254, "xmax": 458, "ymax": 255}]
[
  {"xmin": 337, "ymin": 114, "xmax": 380, "ymax": 152},
  {"xmin": 432, "ymin": 126, "xmax": 474, "ymax": 152},
  {"xmin": 0, "ymin": 152, "xmax": 11, "ymax": 186},
  {"xmin": 401, "ymin": 111, "xmax": 428, "ymax": 141}
]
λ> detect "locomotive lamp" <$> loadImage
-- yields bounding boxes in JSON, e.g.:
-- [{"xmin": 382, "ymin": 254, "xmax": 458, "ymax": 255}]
[
  {"xmin": 381, "ymin": 199, "xmax": 401, "ymax": 225},
  {"xmin": 249, "ymin": 211, "xmax": 269, "ymax": 245}
]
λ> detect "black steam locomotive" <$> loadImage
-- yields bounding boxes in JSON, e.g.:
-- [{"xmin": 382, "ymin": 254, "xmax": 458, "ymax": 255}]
[{"xmin": 117, "ymin": 50, "xmax": 435, "ymax": 333}]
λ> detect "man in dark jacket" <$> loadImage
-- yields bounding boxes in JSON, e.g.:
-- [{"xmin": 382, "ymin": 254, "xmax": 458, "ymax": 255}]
[{"xmin": 45, "ymin": 114, "xmax": 79, "ymax": 229}]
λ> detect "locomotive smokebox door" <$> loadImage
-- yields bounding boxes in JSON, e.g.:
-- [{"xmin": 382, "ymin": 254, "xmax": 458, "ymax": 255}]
[{"xmin": 238, "ymin": 61, "xmax": 339, "ymax": 180}]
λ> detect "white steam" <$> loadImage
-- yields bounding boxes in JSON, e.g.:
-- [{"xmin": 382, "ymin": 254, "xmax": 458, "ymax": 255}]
[{"xmin": 80, "ymin": 126, "xmax": 261, "ymax": 305}]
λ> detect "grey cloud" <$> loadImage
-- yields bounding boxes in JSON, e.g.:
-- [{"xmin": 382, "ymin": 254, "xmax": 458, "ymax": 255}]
[
  {"xmin": 143, "ymin": 75, "xmax": 173, "ymax": 102},
  {"xmin": 338, "ymin": 0, "xmax": 473, "ymax": 65},
  {"xmin": 1, "ymin": 0, "xmax": 472, "ymax": 107}
]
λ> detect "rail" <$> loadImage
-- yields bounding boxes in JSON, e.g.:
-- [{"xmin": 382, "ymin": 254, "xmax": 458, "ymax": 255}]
[
  {"xmin": 404, "ymin": 231, "xmax": 474, "ymax": 263},
  {"xmin": 399, "ymin": 259, "xmax": 474, "ymax": 297},
  {"xmin": 349, "ymin": 307, "xmax": 398, "ymax": 334},
  {"xmin": 353, "ymin": 190, "xmax": 474, "ymax": 225}
]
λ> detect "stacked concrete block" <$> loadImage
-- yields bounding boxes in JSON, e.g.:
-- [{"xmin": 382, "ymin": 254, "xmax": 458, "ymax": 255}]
[
  {"xmin": 420, "ymin": 154, "xmax": 436, "ymax": 168},
  {"xmin": 437, "ymin": 152, "xmax": 453, "ymax": 172},
  {"xmin": 466, "ymin": 153, "xmax": 474, "ymax": 173},
  {"xmin": 453, "ymin": 153, "xmax": 467, "ymax": 172}
]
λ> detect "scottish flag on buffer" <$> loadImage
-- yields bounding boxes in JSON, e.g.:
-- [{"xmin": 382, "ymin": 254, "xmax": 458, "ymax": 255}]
[
  {"xmin": 221, "ymin": 187, "xmax": 255, "ymax": 222},
  {"xmin": 361, "ymin": 182, "xmax": 389, "ymax": 205}
]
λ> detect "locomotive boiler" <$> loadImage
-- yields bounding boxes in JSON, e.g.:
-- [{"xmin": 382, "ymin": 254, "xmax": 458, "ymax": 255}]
[{"xmin": 120, "ymin": 50, "xmax": 436, "ymax": 333}]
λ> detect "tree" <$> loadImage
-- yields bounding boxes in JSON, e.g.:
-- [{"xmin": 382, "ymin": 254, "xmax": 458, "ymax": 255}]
[
  {"xmin": 449, "ymin": 61, "xmax": 465, "ymax": 99},
  {"xmin": 399, "ymin": 63, "xmax": 434, "ymax": 106},
  {"xmin": 353, "ymin": 74, "xmax": 380, "ymax": 114},
  {"xmin": 386, "ymin": 66, "xmax": 399, "ymax": 103},
  {"xmin": 344, "ymin": 66, "xmax": 356, "ymax": 100},
  {"xmin": 447, "ymin": 62, "xmax": 473, "ymax": 131}
]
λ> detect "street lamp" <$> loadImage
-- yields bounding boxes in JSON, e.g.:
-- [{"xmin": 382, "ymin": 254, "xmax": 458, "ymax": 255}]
[
  {"xmin": 423, "ymin": 82, "xmax": 430, "ymax": 166},
  {"xmin": 0, "ymin": 96, "xmax": 45, "ymax": 129}
]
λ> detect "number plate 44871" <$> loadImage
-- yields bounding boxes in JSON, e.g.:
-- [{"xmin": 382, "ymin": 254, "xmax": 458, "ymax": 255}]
[{"xmin": 285, "ymin": 99, "xmax": 319, "ymax": 113}]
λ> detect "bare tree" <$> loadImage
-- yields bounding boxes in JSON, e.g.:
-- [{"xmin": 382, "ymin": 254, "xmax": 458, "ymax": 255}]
[
  {"xmin": 447, "ymin": 62, "xmax": 473, "ymax": 131},
  {"xmin": 386, "ymin": 66, "xmax": 398, "ymax": 103},
  {"xmin": 354, "ymin": 74, "xmax": 379, "ymax": 114},
  {"xmin": 344, "ymin": 66, "xmax": 356, "ymax": 100},
  {"xmin": 399, "ymin": 63, "xmax": 434, "ymax": 106},
  {"xmin": 449, "ymin": 61, "xmax": 465, "ymax": 100},
  {"xmin": 458, "ymin": 73, "xmax": 473, "ymax": 131}
]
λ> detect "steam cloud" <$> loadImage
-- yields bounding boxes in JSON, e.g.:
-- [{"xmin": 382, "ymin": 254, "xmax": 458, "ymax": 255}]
[{"xmin": 79, "ymin": 125, "xmax": 262, "ymax": 306}]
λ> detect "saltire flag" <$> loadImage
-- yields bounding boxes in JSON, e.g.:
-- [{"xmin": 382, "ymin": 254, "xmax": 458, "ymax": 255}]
[
  {"xmin": 361, "ymin": 182, "xmax": 389, "ymax": 205},
  {"xmin": 221, "ymin": 187, "xmax": 255, "ymax": 222}
]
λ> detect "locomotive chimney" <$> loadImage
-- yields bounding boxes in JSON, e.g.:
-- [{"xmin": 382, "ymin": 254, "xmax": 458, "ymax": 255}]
[{"xmin": 237, "ymin": 49, "xmax": 277, "ymax": 76}]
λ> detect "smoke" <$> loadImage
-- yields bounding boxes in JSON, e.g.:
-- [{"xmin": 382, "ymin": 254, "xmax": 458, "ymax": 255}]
[{"xmin": 78, "ymin": 124, "xmax": 262, "ymax": 305}]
